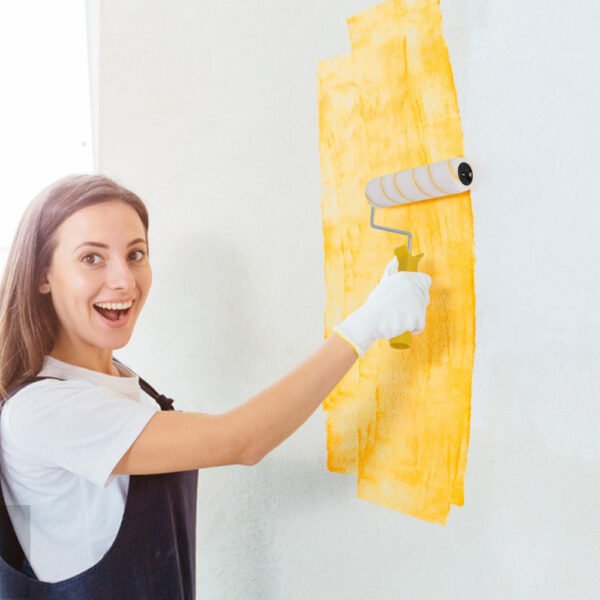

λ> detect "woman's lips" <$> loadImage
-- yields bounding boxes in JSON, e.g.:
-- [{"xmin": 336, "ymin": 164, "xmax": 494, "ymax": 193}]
[{"xmin": 93, "ymin": 301, "xmax": 135, "ymax": 329}]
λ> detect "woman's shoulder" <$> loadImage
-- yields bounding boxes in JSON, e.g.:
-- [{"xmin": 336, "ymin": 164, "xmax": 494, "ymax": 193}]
[
  {"xmin": 2, "ymin": 378, "xmax": 101, "ymax": 422},
  {"xmin": 5, "ymin": 377, "xmax": 94, "ymax": 401},
  {"xmin": 2, "ymin": 376, "xmax": 156, "ymax": 461},
  {"xmin": 1, "ymin": 379, "xmax": 94, "ymax": 459}
]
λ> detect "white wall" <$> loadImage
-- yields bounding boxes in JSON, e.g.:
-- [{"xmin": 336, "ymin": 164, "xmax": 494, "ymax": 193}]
[
  {"xmin": 89, "ymin": 1, "xmax": 600, "ymax": 598},
  {"xmin": 0, "ymin": 1, "xmax": 93, "ymax": 271}
]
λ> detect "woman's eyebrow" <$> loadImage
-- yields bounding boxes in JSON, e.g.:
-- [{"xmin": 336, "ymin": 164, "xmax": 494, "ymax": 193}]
[{"xmin": 73, "ymin": 238, "xmax": 147, "ymax": 253}]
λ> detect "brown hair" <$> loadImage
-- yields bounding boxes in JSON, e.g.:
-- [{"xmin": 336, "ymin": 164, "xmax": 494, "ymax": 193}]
[{"xmin": 0, "ymin": 174, "xmax": 150, "ymax": 402}]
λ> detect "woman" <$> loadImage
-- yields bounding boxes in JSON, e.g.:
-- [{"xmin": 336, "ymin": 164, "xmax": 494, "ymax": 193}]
[{"xmin": 0, "ymin": 174, "xmax": 431, "ymax": 598}]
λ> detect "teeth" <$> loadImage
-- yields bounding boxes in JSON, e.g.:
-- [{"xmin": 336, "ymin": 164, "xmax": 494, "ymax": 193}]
[{"xmin": 94, "ymin": 300, "xmax": 133, "ymax": 310}]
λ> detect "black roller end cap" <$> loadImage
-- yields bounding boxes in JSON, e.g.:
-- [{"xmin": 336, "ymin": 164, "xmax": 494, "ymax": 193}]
[{"xmin": 458, "ymin": 162, "xmax": 473, "ymax": 186}]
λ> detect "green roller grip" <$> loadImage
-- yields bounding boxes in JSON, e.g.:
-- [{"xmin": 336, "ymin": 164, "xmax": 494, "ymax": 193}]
[{"xmin": 389, "ymin": 244, "xmax": 424, "ymax": 350}]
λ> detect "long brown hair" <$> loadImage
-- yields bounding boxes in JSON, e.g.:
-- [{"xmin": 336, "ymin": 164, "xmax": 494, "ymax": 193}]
[{"xmin": 0, "ymin": 174, "xmax": 150, "ymax": 402}]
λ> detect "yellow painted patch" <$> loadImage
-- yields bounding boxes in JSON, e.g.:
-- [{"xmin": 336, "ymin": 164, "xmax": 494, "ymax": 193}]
[{"xmin": 317, "ymin": 0, "xmax": 475, "ymax": 525}]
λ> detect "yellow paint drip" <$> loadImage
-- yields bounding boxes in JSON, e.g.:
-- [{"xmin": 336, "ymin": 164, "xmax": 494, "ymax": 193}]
[{"xmin": 317, "ymin": 0, "xmax": 475, "ymax": 525}]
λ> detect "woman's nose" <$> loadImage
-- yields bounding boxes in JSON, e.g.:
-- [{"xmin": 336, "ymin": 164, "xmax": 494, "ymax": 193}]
[{"xmin": 105, "ymin": 258, "xmax": 136, "ymax": 289}]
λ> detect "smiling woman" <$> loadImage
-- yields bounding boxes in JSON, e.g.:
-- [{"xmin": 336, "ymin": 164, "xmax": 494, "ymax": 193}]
[
  {"xmin": 0, "ymin": 171, "xmax": 431, "ymax": 595},
  {"xmin": 0, "ymin": 175, "xmax": 206, "ymax": 595},
  {"xmin": 0, "ymin": 174, "xmax": 151, "ymax": 395},
  {"xmin": 40, "ymin": 203, "xmax": 151, "ymax": 372}
]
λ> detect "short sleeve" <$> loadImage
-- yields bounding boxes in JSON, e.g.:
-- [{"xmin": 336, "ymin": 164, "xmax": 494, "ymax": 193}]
[{"xmin": 3, "ymin": 379, "xmax": 160, "ymax": 488}]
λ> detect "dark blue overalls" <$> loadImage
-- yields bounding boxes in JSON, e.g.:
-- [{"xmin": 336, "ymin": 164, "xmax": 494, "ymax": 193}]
[{"xmin": 0, "ymin": 360, "xmax": 198, "ymax": 599}]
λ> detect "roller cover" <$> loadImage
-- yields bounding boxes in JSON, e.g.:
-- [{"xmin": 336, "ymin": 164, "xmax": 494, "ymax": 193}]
[{"xmin": 365, "ymin": 157, "xmax": 471, "ymax": 207}]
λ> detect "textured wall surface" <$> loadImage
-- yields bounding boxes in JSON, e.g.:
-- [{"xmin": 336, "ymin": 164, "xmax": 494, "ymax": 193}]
[{"xmin": 91, "ymin": 0, "xmax": 600, "ymax": 598}]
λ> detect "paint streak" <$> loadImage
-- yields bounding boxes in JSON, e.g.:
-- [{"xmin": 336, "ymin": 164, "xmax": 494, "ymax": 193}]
[{"xmin": 317, "ymin": 0, "xmax": 475, "ymax": 524}]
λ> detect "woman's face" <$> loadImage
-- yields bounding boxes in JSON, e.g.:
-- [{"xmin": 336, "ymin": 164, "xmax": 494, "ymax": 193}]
[{"xmin": 39, "ymin": 201, "xmax": 152, "ymax": 356}]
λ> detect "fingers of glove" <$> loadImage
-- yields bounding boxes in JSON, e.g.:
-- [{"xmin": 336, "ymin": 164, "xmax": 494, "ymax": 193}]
[
  {"xmin": 366, "ymin": 271, "xmax": 432, "ymax": 313},
  {"xmin": 410, "ymin": 315, "xmax": 426, "ymax": 334},
  {"xmin": 387, "ymin": 271, "xmax": 431, "ymax": 305},
  {"xmin": 399, "ymin": 309, "xmax": 427, "ymax": 336},
  {"xmin": 408, "ymin": 272, "xmax": 432, "ymax": 294},
  {"xmin": 380, "ymin": 256, "xmax": 399, "ymax": 282},
  {"xmin": 379, "ymin": 256, "xmax": 431, "ymax": 289},
  {"xmin": 379, "ymin": 309, "xmax": 425, "ymax": 339},
  {"xmin": 404, "ymin": 272, "xmax": 432, "ymax": 305},
  {"xmin": 366, "ymin": 274, "xmax": 397, "ymax": 302}
]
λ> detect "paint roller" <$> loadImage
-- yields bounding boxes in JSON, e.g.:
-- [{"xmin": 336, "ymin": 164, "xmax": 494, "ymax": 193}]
[{"xmin": 365, "ymin": 157, "xmax": 473, "ymax": 350}]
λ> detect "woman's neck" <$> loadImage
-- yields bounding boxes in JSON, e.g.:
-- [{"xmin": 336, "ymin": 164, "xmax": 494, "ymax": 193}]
[{"xmin": 48, "ymin": 348, "xmax": 120, "ymax": 377}]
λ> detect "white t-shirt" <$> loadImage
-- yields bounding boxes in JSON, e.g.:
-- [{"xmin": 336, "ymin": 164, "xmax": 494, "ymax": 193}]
[{"xmin": 0, "ymin": 355, "xmax": 162, "ymax": 583}]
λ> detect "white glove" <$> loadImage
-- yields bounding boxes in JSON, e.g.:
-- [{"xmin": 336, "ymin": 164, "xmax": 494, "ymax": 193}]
[{"xmin": 333, "ymin": 257, "xmax": 432, "ymax": 357}]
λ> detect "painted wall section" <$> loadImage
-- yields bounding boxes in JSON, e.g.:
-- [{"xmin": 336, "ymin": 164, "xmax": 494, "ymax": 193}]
[{"xmin": 317, "ymin": 0, "xmax": 475, "ymax": 524}]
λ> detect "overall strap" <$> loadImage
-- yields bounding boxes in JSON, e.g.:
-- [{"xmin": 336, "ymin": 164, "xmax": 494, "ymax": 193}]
[
  {"xmin": 137, "ymin": 378, "xmax": 175, "ymax": 411},
  {"xmin": 112, "ymin": 357, "xmax": 175, "ymax": 411}
]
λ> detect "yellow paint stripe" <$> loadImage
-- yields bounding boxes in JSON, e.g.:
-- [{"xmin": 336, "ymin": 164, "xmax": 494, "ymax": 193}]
[{"xmin": 318, "ymin": 0, "xmax": 475, "ymax": 525}]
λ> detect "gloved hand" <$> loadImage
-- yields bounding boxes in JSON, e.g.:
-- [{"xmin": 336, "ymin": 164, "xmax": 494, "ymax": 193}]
[{"xmin": 332, "ymin": 257, "xmax": 432, "ymax": 357}]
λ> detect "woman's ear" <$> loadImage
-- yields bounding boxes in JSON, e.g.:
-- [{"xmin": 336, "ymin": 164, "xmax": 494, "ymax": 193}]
[{"xmin": 39, "ymin": 269, "xmax": 51, "ymax": 294}]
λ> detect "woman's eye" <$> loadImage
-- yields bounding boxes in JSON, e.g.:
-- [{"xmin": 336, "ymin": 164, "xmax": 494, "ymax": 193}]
[
  {"xmin": 82, "ymin": 254, "xmax": 100, "ymax": 265},
  {"xmin": 81, "ymin": 250, "xmax": 146, "ymax": 265},
  {"xmin": 130, "ymin": 250, "xmax": 146, "ymax": 261}
]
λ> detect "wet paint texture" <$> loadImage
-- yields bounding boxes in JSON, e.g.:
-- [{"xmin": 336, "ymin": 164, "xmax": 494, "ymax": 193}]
[{"xmin": 317, "ymin": 0, "xmax": 475, "ymax": 524}]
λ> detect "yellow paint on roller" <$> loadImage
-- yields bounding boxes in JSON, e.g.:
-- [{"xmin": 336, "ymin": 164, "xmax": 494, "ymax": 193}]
[{"xmin": 317, "ymin": 0, "xmax": 475, "ymax": 524}]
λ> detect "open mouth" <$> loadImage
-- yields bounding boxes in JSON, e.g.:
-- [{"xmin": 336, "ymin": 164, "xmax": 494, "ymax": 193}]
[{"xmin": 93, "ymin": 301, "xmax": 134, "ymax": 322}]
